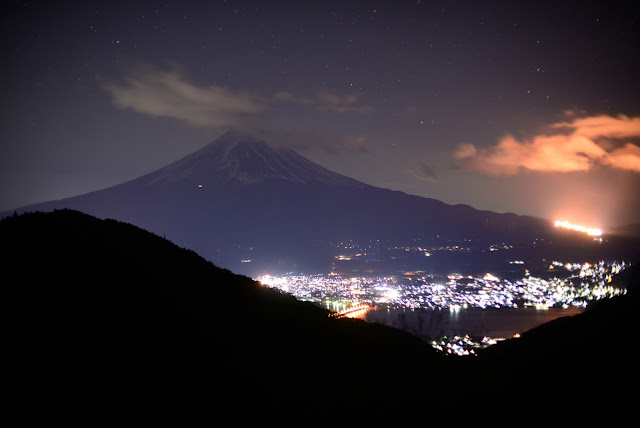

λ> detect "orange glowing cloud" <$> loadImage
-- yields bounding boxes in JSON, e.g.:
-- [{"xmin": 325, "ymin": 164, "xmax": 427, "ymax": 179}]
[
  {"xmin": 454, "ymin": 113, "xmax": 640, "ymax": 176},
  {"xmin": 602, "ymin": 143, "xmax": 640, "ymax": 172}
]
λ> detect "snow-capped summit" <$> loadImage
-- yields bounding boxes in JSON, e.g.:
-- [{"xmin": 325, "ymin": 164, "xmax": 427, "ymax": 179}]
[{"xmin": 140, "ymin": 132, "xmax": 365, "ymax": 187}]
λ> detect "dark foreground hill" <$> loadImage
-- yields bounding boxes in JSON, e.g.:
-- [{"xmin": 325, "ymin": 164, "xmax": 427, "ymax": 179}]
[
  {"xmin": 2, "ymin": 210, "xmax": 445, "ymax": 424},
  {"xmin": 475, "ymin": 264, "xmax": 640, "ymax": 413},
  {"xmin": 3, "ymin": 210, "xmax": 638, "ymax": 424}
]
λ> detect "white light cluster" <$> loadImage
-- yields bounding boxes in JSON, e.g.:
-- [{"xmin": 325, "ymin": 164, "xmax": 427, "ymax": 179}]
[
  {"xmin": 256, "ymin": 260, "xmax": 628, "ymax": 311},
  {"xmin": 429, "ymin": 335, "xmax": 503, "ymax": 356}
]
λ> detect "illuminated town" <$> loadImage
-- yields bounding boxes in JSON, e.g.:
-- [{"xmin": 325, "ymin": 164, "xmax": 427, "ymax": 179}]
[
  {"xmin": 257, "ymin": 260, "xmax": 628, "ymax": 355},
  {"xmin": 258, "ymin": 260, "xmax": 626, "ymax": 312}
]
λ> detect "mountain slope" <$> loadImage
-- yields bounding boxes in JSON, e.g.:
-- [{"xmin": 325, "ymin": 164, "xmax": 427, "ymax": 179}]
[{"xmin": 2, "ymin": 132, "xmax": 558, "ymax": 275}]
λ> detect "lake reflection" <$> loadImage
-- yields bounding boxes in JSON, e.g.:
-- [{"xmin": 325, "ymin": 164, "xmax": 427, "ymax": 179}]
[{"xmin": 354, "ymin": 306, "xmax": 585, "ymax": 339}]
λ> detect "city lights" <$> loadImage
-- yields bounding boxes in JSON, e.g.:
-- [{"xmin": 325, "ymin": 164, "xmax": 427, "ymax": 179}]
[
  {"xmin": 257, "ymin": 260, "xmax": 627, "ymax": 312},
  {"xmin": 257, "ymin": 260, "xmax": 628, "ymax": 355}
]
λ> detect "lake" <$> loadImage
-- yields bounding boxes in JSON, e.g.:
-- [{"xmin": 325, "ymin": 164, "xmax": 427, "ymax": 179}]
[{"xmin": 353, "ymin": 306, "xmax": 586, "ymax": 339}]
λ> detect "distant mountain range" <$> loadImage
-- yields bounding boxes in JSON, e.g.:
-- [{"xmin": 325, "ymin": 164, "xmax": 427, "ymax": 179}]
[
  {"xmin": 3, "ymin": 131, "xmax": 633, "ymax": 275},
  {"xmin": 3, "ymin": 210, "xmax": 637, "ymax": 423}
]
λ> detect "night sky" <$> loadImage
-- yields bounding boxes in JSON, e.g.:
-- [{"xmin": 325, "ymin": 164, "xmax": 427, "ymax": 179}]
[{"xmin": 2, "ymin": 1, "xmax": 640, "ymax": 227}]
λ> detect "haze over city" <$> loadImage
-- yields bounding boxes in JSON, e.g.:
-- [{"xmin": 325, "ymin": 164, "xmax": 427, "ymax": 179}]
[{"xmin": 2, "ymin": 0, "xmax": 640, "ymax": 227}]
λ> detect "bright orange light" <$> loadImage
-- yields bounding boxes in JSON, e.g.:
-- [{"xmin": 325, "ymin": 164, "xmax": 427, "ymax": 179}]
[
  {"xmin": 330, "ymin": 304, "xmax": 372, "ymax": 319},
  {"xmin": 554, "ymin": 220, "xmax": 602, "ymax": 236}
]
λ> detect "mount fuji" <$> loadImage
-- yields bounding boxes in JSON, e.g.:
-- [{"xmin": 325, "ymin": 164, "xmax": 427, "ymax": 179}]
[{"xmin": 4, "ymin": 132, "xmax": 554, "ymax": 275}]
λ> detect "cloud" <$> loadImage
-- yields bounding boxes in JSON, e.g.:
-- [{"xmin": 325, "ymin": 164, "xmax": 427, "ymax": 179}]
[
  {"xmin": 102, "ymin": 65, "xmax": 264, "ymax": 130},
  {"xmin": 454, "ymin": 113, "xmax": 640, "ymax": 176},
  {"xmin": 604, "ymin": 143, "xmax": 640, "ymax": 171},
  {"xmin": 551, "ymin": 113, "xmax": 640, "ymax": 140},
  {"xmin": 453, "ymin": 143, "xmax": 477, "ymax": 159},
  {"xmin": 274, "ymin": 90, "xmax": 374, "ymax": 114},
  {"xmin": 102, "ymin": 65, "xmax": 372, "ymax": 153},
  {"xmin": 409, "ymin": 162, "xmax": 439, "ymax": 182},
  {"xmin": 261, "ymin": 128, "xmax": 369, "ymax": 153}
]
